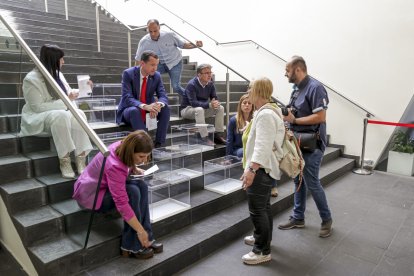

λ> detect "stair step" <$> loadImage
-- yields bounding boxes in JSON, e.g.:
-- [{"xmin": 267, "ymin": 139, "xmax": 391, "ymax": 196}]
[
  {"xmin": 0, "ymin": 178, "xmax": 46, "ymax": 214},
  {"xmin": 0, "ymin": 97, "xmax": 24, "ymax": 115},
  {"xmin": 36, "ymin": 174, "xmax": 76, "ymax": 204},
  {"xmin": 9, "ymin": 20, "xmax": 142, "ymax": 43},
  {"xmin": 25, "ymin": 151, "xmax": 60, "ymax": 177},
  {"xmin": 0, "ymin": 4, "xmax": 128, "ymax": 33},
  {"xmin": 0, "ymin": 83, "xmax": 20, "ymax": 98},
  {"xmin": 0, "ymin": 133, "xmax": 20, "ymax": 157},
  {"xmin": 0, "ymin": 154, "xmax": 32, "ymax": 184},
  {"xmin": 26, "ymin": 219, "xmax": 126, "ymax": 275},
  {"xmin": 13, "ymin": 205, "xmax": 64, "ymax": 246}
]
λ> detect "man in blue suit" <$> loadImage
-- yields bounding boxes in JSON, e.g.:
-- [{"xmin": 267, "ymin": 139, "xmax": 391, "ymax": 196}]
[{"xmin": 117, "ymin": 51, "xmax": 170, "ymax": 147}]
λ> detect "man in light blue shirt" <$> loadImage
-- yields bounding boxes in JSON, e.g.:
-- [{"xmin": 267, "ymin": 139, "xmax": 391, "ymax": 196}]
[{"xmin": 135, "ymin": 19, "xmax": 203, "ymax": 96}]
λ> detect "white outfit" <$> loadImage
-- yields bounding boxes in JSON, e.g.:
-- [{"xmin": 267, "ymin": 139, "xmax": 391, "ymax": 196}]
[
  {"xmin": 20, "ymin": 68, "xmax": 92, "ymax": 158},
  {"xmin": 244, "ymin": 104, "xmax": 285, "ymax": 180}
]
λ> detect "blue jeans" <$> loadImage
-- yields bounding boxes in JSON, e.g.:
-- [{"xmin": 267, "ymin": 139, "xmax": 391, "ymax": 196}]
[
  {"xmin": 292, "ymin": 149, "xmax": 331, "ymax": 221},
  {"xmin": 232, "ymin": 147, "xmax": 243, "ymax": 158},
  {"xmin": 247, "ymin": 169, "xmax": 274, "ymax": 255},
  {"xmin": 121, "ymin": 105, "xmax": 170, "ymax": 145},
  {"xmin": 98, "ymin": 179, "xmax": 154, "ymax": 252},
  {"xmin": 157, "ymin": 60, "xmax": 185, "ymax": 96}
]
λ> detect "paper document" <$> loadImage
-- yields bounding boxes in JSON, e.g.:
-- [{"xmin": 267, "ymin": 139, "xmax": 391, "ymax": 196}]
[
  {"xmin": 146, "ymin": 113, "xmax": 158, "ymax": 131},
  {"xmin": 144, "ymin": 164, "xmax": 159, "ymax": 175},
  {"xmin": 77, "ymin": 75, "xmax": 92, "ymax": 98},
  {"xmin": 130, "ymin": 164, "xmax": 159, "ymax": 179}
]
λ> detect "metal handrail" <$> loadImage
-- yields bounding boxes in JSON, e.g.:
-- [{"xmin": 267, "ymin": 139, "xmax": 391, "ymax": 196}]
[
  {"xmin": 124, "ymin": 0, "xmax": 375, "ymax": 118},
  {"xmin": 0, "ymin": 14, "xmax": 110, "ymax": 157},
  {"xmin": 219, "ymin": 40, "xmax": 376, "ymax": 117}
]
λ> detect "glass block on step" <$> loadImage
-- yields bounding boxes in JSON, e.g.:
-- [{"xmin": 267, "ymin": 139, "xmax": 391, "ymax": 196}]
[
  {"xmin": 169, "ymin": 104, "xmax": 181, "ymax": 121},
  {"xmin": 98, "ymin": 131, "xmax": 130, "ymax": 145},
  {"xmin": 204, "ymin": 155, "xmax": 244, "ymax": 195},
  {"xmin": 152, "ymin": 144, "xmax": 203, "ymax": 182},
  {"xmin": 76, "ymin": 98, "xmax": 116, "ymax": 127},
  {"xmin": 170, "ymin": 123, "xmax": 215, "ymax": 151},
  {"xmin": 131, "ymin": 170, "xmax": 190, "ymax": 223}
]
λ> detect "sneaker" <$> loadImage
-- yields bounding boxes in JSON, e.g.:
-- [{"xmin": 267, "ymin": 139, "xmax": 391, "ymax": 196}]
[
  {"xmin": 244, "ymin": 235, "xmax": 255, "ymax": 246},
  {"xmin": 319, "ymin": 219, "xmax": 333, "ymax": 238},
  {"xmin": 271, "ymin": 187, "xmax": 278, "ymax": 197},
  {"xmin": 242, "ymin": 251, "xmax": 271, "ymax": 265},
  {"xmin": 278, "ymin": 217, "xmax": 305, "ymax": 230}
]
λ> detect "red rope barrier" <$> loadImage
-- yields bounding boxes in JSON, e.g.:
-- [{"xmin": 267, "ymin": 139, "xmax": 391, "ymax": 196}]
[{"xmin": 367, "ymin": 120, "xmax": 414, "ymax": 129}]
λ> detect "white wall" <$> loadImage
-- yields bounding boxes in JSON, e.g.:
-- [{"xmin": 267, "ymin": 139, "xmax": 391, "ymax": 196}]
[{"xmin": 98, "ymin": 0, "xmax": 414, "ymax": 163}]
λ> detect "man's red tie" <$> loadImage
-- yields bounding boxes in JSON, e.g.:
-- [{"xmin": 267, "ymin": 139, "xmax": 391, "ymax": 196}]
[{"xmin": 140, "ymin": 76, "xmax": 147, "ymax": 121}]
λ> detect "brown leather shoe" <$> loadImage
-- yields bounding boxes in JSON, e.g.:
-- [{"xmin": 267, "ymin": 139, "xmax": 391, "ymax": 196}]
[
  {"xmin": 150, "ymin": 240, "xmax": 163, "ymax": 253},
  {"xmin": 121, "ymin": 248, "xmax": 154, "ymax": 259},
  {"xmin": 214, "ymin": 135, "xmax": 226, "ymax": 145}
]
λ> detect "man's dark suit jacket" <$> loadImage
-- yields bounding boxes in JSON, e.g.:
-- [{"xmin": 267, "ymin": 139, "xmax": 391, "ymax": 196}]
[{"xmin": 116, "ymin": 66, "xmax": 168, "ymax": 124}]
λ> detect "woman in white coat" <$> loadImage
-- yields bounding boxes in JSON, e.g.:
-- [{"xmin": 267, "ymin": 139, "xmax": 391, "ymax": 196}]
[
  {"xmin": 240, "ymin": 77, "xmax": 285, "ymax": 265},
  {"xmin": 20, "ymin": 44, "xmax": 93, "ymax": 178}
]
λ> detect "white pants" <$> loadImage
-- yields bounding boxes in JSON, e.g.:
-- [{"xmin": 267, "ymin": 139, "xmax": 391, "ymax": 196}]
[
  {"xmin": 43, "ymin": 110, "xmax": 93, "ymax": 158},
  {"xmin": 181, "ymin": 105, "xmax": 224, "ymax": 137}
]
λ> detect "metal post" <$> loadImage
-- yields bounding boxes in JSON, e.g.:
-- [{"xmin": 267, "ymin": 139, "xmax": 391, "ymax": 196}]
[
  {"xmin": 84, "ymin": 157, "xmax": 107, "ymax": 249},
  {"xmin": 225, "ymin": 71, "xmax": 230, "ymax": 126},
  {"xmin": 128, "ymin": 30, "xmax": 132, "ymax": 68},
  {"xmin": 44, "ymin": 0, "xmax": 48, "ymax": 12},
  {"xmin": 64, "ymin": 0, "xmax": 68, "ymax": 20},
  {"xmin": 353, "ymin": 117, "xmax": 372, "ymax": 175},
  {"xmin": 95, "ymin": 5, "xmax": 101, "ymax": 52}
]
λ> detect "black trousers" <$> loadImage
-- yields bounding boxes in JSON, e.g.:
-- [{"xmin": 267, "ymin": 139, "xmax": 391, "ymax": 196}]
[{"xmin": 247, "ymin": 168, "xmax": 274, "ymax": 255}]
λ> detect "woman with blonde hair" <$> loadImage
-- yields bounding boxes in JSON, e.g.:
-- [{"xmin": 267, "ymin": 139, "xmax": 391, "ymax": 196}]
[
  {"xmin": 226, "ymin": 94, "xmax": 253, "ymax": 157},
  {"xmin": 240, "ymin": 77, "xmax": 285, "ymax": 265}
]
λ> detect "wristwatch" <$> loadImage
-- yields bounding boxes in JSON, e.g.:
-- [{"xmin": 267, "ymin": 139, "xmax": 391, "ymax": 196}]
[{"xmin": 248, "ymin": 166, "xmax": 257, "ymax": 174}]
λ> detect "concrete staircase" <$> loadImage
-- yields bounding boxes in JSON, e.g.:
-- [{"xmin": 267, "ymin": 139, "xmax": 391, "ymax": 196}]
[{"xmin": 0, "ymin": 0, "xmax": 356, "ymax": 275}]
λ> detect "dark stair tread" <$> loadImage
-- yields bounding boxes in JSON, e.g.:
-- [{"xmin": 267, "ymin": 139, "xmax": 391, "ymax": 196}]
[
  {"xmin": 13, "ymin": 205, "xmax": 62, "ymax": 228},
  {"xmin": 28, "ymin": 235, "xmax": 82, "ymax": 264},
  {"xmin": 36, "ymin": 173, "xmax": 74, "ymax": 185},
  {"xmin": 25, "ymin": 150, "xmax": 58, "ymax": 159},
  {"xmin": 0, "ymin": 178, "xmax": 44, "ymax": 195},
  {"xmin": 0, "ymin": 154, "xmax": 30, "ymax": 165}
]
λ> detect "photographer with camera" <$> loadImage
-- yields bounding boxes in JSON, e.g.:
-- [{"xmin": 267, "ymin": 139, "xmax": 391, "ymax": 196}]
[{"xmin": 278, "ymin": 56, "xmax": 333, "ymax": 238}]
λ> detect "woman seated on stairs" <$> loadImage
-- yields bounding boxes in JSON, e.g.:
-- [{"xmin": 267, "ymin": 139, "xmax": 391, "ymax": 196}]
[
  {"xmin": 226, "ymin": 94, "xmax": 253, "ymax": 158},
  {"xmin": 73, "ymin": 130, "xmax": 163, "ymax": 259},
  {"xmin": 20, "ymin": 44, "xmax": 93, "ymax": 178}
]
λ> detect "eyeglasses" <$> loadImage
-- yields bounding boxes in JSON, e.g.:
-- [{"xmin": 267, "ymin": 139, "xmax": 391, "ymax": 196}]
[{"xmin": 200, "ymin": 71, "xmax": 212, "ymax": 75}]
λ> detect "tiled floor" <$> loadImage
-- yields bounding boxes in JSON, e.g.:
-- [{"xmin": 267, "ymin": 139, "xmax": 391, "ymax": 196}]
[
  {"xmin": 2, "ymin": 171, "xmax": 413, "ymax": 276},
  {"xmin": 177, "ymin": 171, "xmax": 414, "ymax": 276}
]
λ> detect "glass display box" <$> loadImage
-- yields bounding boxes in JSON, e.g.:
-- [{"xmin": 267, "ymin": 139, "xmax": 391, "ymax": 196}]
[
  {"xmin": 204, "ymin": 155, "xmax": 244, "ymax": 195},
  {"xmin": 130, "ymin": 164, "xmax": 191, "ymax": 223},
  {"xmin": 87, "ymin": 131, "xmax": 130, "ymax": 162},
  {"xmin": 170, "ymin": 123, "xmax": 215, "ymax": 152},
  {"xmin": 76, "ymin": 98, "xmax": 117, "ymax": 128},
  {"xmin": 98, "ymin": 131, "xmax": 130, "ymax": 145},
  {"xmin": 169, "ymin": 104, "xmax": 181, "ymax": 121},
  {"xmin": 152, "ymin": 144, "xmax": 203, "ymax": 183}
]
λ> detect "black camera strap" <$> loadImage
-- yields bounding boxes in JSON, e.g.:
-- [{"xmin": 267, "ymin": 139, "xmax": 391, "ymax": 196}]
[{"xmin": 289, "ymin": 88, "xmax": 320, "ymax": 134}]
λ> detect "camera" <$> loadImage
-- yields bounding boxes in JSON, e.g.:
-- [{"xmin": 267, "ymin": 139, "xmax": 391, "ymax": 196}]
[{"xmin": 281, "ymin": 106, "xmax": 297, "ymax": 116}]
